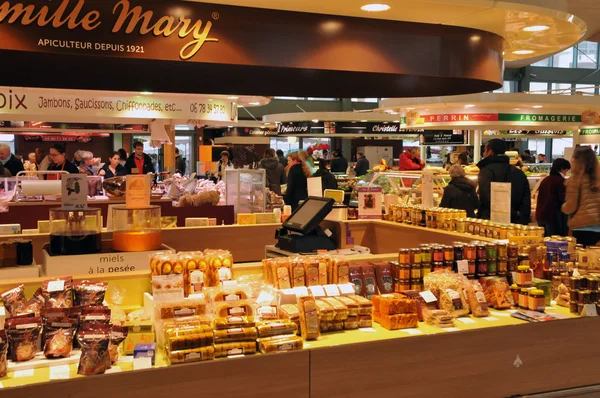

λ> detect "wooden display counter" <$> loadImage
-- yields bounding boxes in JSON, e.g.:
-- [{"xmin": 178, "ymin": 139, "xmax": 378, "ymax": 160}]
[{"xmin": 3, "ymin": 200, "xmax": 235, "ymax": 229}]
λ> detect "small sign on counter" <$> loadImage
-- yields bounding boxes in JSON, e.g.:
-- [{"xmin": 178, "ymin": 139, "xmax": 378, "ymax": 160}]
[{"xmin": 61, "ymin": 174, "xmax": 88, "ymax": 211}]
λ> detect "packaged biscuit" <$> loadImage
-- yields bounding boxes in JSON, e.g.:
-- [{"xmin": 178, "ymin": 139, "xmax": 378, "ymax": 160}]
[
  {"xmin": 315, "ymin": 299, "xmax": 335, "ymax": 321},
  {"xmin": 165, "ymin": 324, "xmax": 213, "ymax": 351},
  {"xmin": 439, "ymin": 288, "xmax": 470, "ymax": 318},
  {"xmin": 256, "ymin": 304, "xmax": 279, "ymax": 320},
  {"xmin": 213, "ymin": 327, "xmax": 257, "ymax": 343},
  {"xmin": 320, "ymin": 320, "xmax": 333, "ymax": 333},
  {"xmin": 80, "ymin": 306, "xmax": 111, "ymax": 326},
  {"xmin": 274, "ymin": 258, "xmax": 292, "ymax": 289},
  {"xmin": 257, "ymin": 335, "xmax": 303, "ymax": 354},
  {"xmin": 423, "ymin": 309, "xmax": 455, "ymax": 328},
  {"xmin": 43, "ymin": 318, "xmax": 77, "ymax": 359},
  {"xmin": 361, "ymin": 264, "xmax": 378, "ymax": 297},
  {"xmin": 331, "ymin": 320, "xmax": 344, "ymax": 331},
  {"xmin": 379, "ymin": 296, "xmax": 417, "ymax": 315},
  {"xmin": 349, "ymin": 265, "xmax": 365, "ymax": 296},
  {"xmin": 465, "ymin": 282, "xmax": 490, "ymax": 317},
  {"xmin": 347, "ymin": 295, "xmax": 374, "ymax": 315},
  {"xmin": 156, "ymin": 299, "xmax": 207, "ymax": 320},
  {"xmin": 6, "ymin": 316, "xmax": 42, "ymax": 362},
  {"xmin": 318, "ymin": 255, "xmax": 329, "ymax": 285},
  {"xmin": 298, "ymin": 296, "xmax": 320, "ymax": 340},
  {"xmin": 374, "ymin": 262, "xmax": 394, "ymax": 294},
  {"xmin": 320, "ymin": 297, "xmax": 349, "ymax": 321},
  {"xmin": 150, "ymin": 253, "xmax": 183, "ymax": 276},
  {"xmin": 109, "ymin": 325, "xmax": 128, "ymax": 363},
  {"xmin": 491, "ymin": 278, "xmax": 514, "ymax": 309},
  {"xmin": 358, "ymin": 315, "xmax": 372, "ymax": 328},
  {"xmin": 343, "ymin": 316, "xmax": 359, "ymax": 330},
  {"xmin": 74, "ymin": 281, "xmax": 108, "ymax": 307},
  {"xmin": 169, "ymin": 346, "xmax": 215, "ymax": 364},
  {"xmin": 214, "ymin": 342, "xmax": 256, "ymax": 358},
  {"xmin": 303, "ymin": 256, "xmax": 320, "ymax": 287},
  {"xmin": 20, "ymin": 288, "xmax": 45, "ymax": 317},
  {"xmin": 332, "ymin": 257, "xmax": 350, "ymax": 284},
  {"xmin": 181, "ymin": 252, "xmax": 208, "ymax": 296},
  {"xmin": 42, "ymin": 276, "xmax": 74, "ymax": 308},
  {"xmin": 379, "ymin": 313, "xmax": 418, "ymax": 330},
  {"xmin": 77, "ymin": 322, "xmax": 111, "ymax": 375},
  {"xmin": 1, "ymin": 285, "xmax": 26, "ymax": 316},
  {"xmin": 213, "ymin": 316, "xmax": 255, "ymax": 330},
  {"xmin": 205, "ymin": 249, "xmax": 233, "ymax": 286},
  {"xmin": 214, "ymin": 301, "xmax": 253, "ymax": 317},
  {"xmin": 334, "ymin": 296, "xmax": 359, "ymax": 316},
  {"xmin": 290, "ymin": 257, "xmax": 306, "ymax": 287},
  {"xmin": 262, "ymin": 259, "xmax": 274, "ymax": 285},
  {"xmin": 256, "ymin": 320, "xmax": 298, "ymax": 338},
  {"xmin": 279, "ymin": 304, "xmax": 301, "ymax": 333}
]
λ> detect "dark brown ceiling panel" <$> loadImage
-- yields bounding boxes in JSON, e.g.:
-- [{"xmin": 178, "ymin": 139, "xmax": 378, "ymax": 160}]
[{"xmin": 0, "ymin": 0, "xmax": 504, "ymax": 96}]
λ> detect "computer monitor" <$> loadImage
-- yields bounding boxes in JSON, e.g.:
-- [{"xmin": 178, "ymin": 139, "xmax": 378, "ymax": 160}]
[{"xmin": 283, "ymin": 197, "xmax": 334, "ymax": 234}]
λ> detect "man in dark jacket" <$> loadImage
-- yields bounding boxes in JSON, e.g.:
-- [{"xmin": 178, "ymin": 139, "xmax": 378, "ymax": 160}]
[
  {"xmin": 0, "ymin": 144, "xmax": 24, "ymax": 177},
  {"xmin": 125, "ymin": 141, "xmax": 155, "ymax": 175},
  {"xmin": 259, "ymin": 148, "xmax": 287, "ymax": 195},
  {"xmin": 477, "ymin": 139, "xmax": 531, "ymax": 225},
  {"xmin": 313, "ymin": 161, "xmax": 338, "ymax": 193},
  {"xmin": 330, "ymin": 150, "xmax": 348, "ymax": 173},
  {"xmin": 354, "ymin": 152, "xmax": 370, "ymax": 176},
  {"xmin": 276, "ymin": 149, "xmax": 288, "ymax": 168},
  {"xmin": 440, "ymin": 165, "xmax": 479, "ymax": 217},
  {"xmin": 175, "ymin": 147, "xmax": 186, "ymax": 175}
]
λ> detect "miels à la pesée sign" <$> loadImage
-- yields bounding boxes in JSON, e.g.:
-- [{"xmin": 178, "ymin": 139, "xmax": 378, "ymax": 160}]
[{"xmin": 0, "ymin": 0, "xmax": 218, "ymax": 60}]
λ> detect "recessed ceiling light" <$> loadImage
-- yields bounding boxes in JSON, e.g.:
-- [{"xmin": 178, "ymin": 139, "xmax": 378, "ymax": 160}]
[
  {"xmin": 406, "ymin": 107, "xmax": 415, "ymax": 110},
  {"xmin": 140, "ymin": 91, "xmax": 153, "ymax": 95},
  {"xmin": 513, "ymin": 50, "xmax": 534, "ymax": 55},
  {"xmin": 361, "ymin": 3, "xmax": 390, "ymax": 12},
  {"xmin": 514, "ymin": 108, "xmax": 521, "ymax": 110},
  {"xmin": 249, "ymin": 102, "xmax": 261, "ymax": 106},
  {"xmin": 360, "ymin": 120, "xmax": 368, "ymax": 122},
  {"xmin": 312, "ymin": 119, "xmax": 319, "ymax": 123},
  {"xmin": 227, "ymin": 96, "xmax": 239, "ymax": 100},
  {"xmin": 393, "ymin": 120, "xmax": 400, "ymax": 123},
  {"xmin": 523, "ymin": 25, "xmax": 549, "ymax": 32},
  {"xmin": 228, "ymin": 126, "xmax": 233, "ymax": 128},
  {"xmin": 208, "ymin": 99, "xmax": 213, "ymax": 102},
  {"xmin": 470, "ymin": 35, "xmax": 481, "ymax": 42},
  {"xmin": 532, "ymin": 105, "xmax": 543, "ymax": 108},
  {"xmin": 465, "ymin": 104, "xmax": 475, "ymax": 108}
]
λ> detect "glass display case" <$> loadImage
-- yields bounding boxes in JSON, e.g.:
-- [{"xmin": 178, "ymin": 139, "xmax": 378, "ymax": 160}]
[
  {"xmin": 361, "ymin": 171, "xmax": 452, "ymax": 207},
  {"xmin": 225, "ymin": 169, "xmax": 266, "ymax": 214}
]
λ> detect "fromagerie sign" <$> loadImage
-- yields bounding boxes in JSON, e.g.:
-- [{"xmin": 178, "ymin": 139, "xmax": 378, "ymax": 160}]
[{"xmin": 0, "ymin": 0, "xmax": 219, "ymax": 61}]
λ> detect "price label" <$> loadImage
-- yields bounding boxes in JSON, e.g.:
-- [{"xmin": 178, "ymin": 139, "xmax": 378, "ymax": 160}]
[
  {"xmin": 419, "ymin": 290, "xmax": 437, "ymax": 303},
  {"xmin": 359, "ymin": 327, "xmax": 377, "ymax": 333},
  {"xmin": 456, "ymin": 317, "xmax": 476, "ymax": 324},
  {"xmin": 402, "ymin": 328, "xmax": 423, "ymax": 335},
  {"xmin": 324, "ymin": 284, "xmax": 340, "ymax": 297},
  {"xmin": 49, "ymin": 365, "xmax": 70, "ymax": 380},
  {"xmin": 444, "ymin": 327, "xmax": 460, "ymax": 332},
  {"xmin": 483, "ymin": 317, "xmax": 498, "ymax": 322},
  {"xmin": 308, "ymin": 286, "xmax": 326, "ymax": 298},
  {"xmin": 457, "ymin": 260, "xmax": 469, "ymax": 275},
  {"xmin": 14, "ymin": 369, "xmax": 34, "ymax": 378}
]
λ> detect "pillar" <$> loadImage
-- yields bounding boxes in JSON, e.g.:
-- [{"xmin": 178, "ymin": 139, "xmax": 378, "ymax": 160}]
[
  {"xmin": 473, "ymin": 130, "xmax": 482, "ymax": 163},
  {"xmin": 420, "ymin": 145, "xmax": 426, "ymax": 161},
  {"xmin": 163, "ymin": 125, "xmax": 176, "ymax": 173}
]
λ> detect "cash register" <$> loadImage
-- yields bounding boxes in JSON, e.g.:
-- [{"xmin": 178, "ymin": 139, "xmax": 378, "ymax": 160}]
[{"xmin": 276, "ymin": 197, "xmax": 337, "ymax": 253}]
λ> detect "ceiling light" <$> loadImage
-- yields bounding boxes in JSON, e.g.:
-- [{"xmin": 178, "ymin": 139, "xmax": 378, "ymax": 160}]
[
  {"xmin": 514, "ymin": 108, "xmax": 520, "ymax": 111},
  {"xmin": 228, "ymin": 126, "xmax": 233, "ymax": 128},
  {"xmin": 361, "ymin": 3, "xmax": 390, "ymax": 12},
  {"xmin": 523, "ymin": 25, "xmax": 549, "ymax": 32},
  {"xmin": 249, "ymin": 102, "xmax": 261, "ymax": 106},
  {"xmin": 465, "ymin": 104, "xmax": 475, "ymax": 108},
  {"xmin": 470, "ymin": 35, "xmax": 481, "ymax": 42},
  {"xmin": 140, "ymin": 91, "xmax": 153, "ymax": 95},
  {"xmin": 406, "ymin": 107, "xmax": 415, "ymax": 110},
  {"xmin": 532, "ymin": 105, "xmax": 543, "ymax": 108},
  {"xmin": 513, "ymin": 50, "xmax": 534, "ymax": 55},
  {"xmin": 312, "ymin": 119, "xmax": 319, "ymax": 123},
  {"xmin": 360, "ymin": 120, "xmax": 368, "ymax": 122},
  {"xmin": 393, "ymin": 120, "xmax": 400, "ymax": 123},
  {"xmin": 227, "ymin": 96, "xmax": 239, "ymax": 100}
]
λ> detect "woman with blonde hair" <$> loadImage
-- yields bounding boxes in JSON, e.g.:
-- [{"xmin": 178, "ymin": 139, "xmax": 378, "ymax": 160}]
[
  {"xmin": 562, "ymin": 146, "xmax": 600, "ymax": 246},
  {"xmin": 284, "ymin": 152, "xmax": 311, "ymax": 211}
]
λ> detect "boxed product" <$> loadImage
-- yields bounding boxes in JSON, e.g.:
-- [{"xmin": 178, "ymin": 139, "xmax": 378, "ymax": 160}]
[
  {"xmin": 380, "ymin": 313, "xmax": 418, "ymax": 330},
  {"xmin": 134, "ymin": 343, "xmax": 157, "ymax": 365},
  {"xmin": 257, "ymin": 335, "xmax": 303, "ymax": 354}
]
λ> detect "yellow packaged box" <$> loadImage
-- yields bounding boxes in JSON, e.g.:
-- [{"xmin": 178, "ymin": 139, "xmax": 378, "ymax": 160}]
[
  {"xmin": 254, "ymin": 212, "xmax": 278, "ymax": 224},
  {"xmin": 237, "ymin": 214, "xmax": 257, "ymax": 225},
  {"xmin": 122, "ymin": 321, "xmax": 155, "ymax": 355}
]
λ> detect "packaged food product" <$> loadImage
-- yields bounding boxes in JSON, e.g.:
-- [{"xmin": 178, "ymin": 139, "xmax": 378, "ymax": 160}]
[
  {"xmin": 80, "ymin": 306, "xmax": 111, "ymax": 325},
  {"xmin": 439, "ymin": 289, "xmax": 470, "ymax": 317},
  {"xmin": 465, "ymin": 282, "xmax": 490, "ymax": 317},
  {"xmin": 169, "ymin": 346, "xmax": 215, "ymax": 364},
  {"xmin": 331, "ymin": 320, "xmax": 344, "ymax": 331},
  {"xmin": 318, "ymin": 255, "xmax": 329, "ymax": 285},
  {"xmin": 0, "ymin": 331, "xmax": 7, "ymax": 377},
  {"xmin": 212, "ymin": 288, "xmax": 249, "ymax": 303},
  {"xmin": 42, "ymin": 276, "xmax": 74, "ymax": 308},
  {"xmin": 298, "ymin": 296, "xmax": 320, "ymax": 340},
  {"xmin": 491, "ymin": 278, "xmax": 514, "ymax": 309},
  {"xmin": 334, "ymin": 296, "xmax": 359, "ymax": 316},
  {"xmin": 304, "ymin": 256, "xmax": 320, "ymax": 287},
  {"xmin": 213, "ymin": 327, "xmax": 257, "ymax": 343},
  {"xmin": 320, "ymin": 320, "xmax": 333, "ymax": 333},
  {"xmin": 361, "ymin": 264, "xmax": 377, "ymax": 297},
  {"xmin": 20, "ymin": 288, "xmax": 45, "ymax": 316},
  {"xmin": 256, "ymin": 304, "xmax": 279, "ymax": 320},
  {"xmin": 344, "ymin": 316, "xmax": 359, "ymax": 330},
  {"xmin": 349, "ymin": 264, "xmax": 365, "ymax": 296},
  {"xmin": 262, "ymin": 258, "xmax": 274, "ymax": 285},
  {"xmin": 280, "ymin": 304, "xmax": 301, "ymax": 333},
  {"xmin": 379, "ymin": 296, "xmax": 417, "ymax": 315},
  {"xmin": 332, "ymin": 257, "xmax": 350, "ymax": 284},
  {"xmin": 379, "ymin": 313, "xmax": 418, "ymax": 330},
  {"xmin": 181, "ymin": 252, "xmax": 208, "ymax": 295},
  {"xmin": 6, "ymin": 316, "xmax": 42, "ymax": 362},
  {"xmin": 74, "ymin": 281, "xmax": 108, "ymax": 306},
  {"xmin": 257, "ymin": 335, "xmax": 303, "ymax": 354},
  {"xmin": 358, "ymin": 315, "xmax": 373, "ymax": 328},
  {"xmin": 256, "ymin": 320, "xmax": 298, "ymax": 338},
  {"xmin": 1, "ymin": 285, "xmax": 26, "ymax": 316},
  {"xmin": 320, "ymin": 297, "xmax": 349, "ymax": 321},
  {"xmin": 213, "ymin": 316, "xmax": 255, "ymax": 330},
  {"xmin": 156, "ymin": 299, "xmax": 207, "ymax": 320},
  {"xmin": 43, "ymin": 318, "xmax": 77, "ymax": 358},
  {"xmin": 423, "ymin": 309, "xmax": 455, "ymax": 328},
  {"xmin": 290, "ymin": 257, "xmax": 306, "ymax": 287},
  {"xmin": 373, "ymin": 262, "xmax": 394, "ymax": 294},
  {"xmin": 315, "ymin": 299, "xmax": 335, "ymax": 321},
  {"xmin": 347, "ymin": 295, "xmax": 374, "ymax": 315},
  {"xmin": 373, "ymin": 310, "xmax": 381, "ymax": 324},
  {"xmin": 109, "ymin": 325, "xmax": 128, "ymax": 363},
  {"xmin": 214, "ymin": 342, "xmax": 257, "ymax": 358},
  {"xmin": 274, "ymin": 258, "xmax": 292, "ymax": 289},
  {"xmin": 215, "ymin": 301, "xmax": 253, "ymax": 317},
  {"xmin": 205, "ymin": 249, "xmax": 233, "ymax": 286},
  {"xmin": 165, "ymin": 324, "xmax": 213, "ymax": 351}
]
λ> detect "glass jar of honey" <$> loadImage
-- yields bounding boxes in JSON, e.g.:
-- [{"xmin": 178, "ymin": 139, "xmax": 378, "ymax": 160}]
[
  {"xmin": 112, "ymin": 205, "xmax": 162, "ymax": 252},
  {"xmin": 516, "ymin": 265, "xmax": 533, "ymax": 287},
  {"xmin": 477, "ymin": 244, "xmax": 487, "ymax": 260},
  {"xmin": 398, "ymin": 248, "xmax": 411, "ymax": 264},
  {"xmin": 497, "ymin": 244, "xmax": 508, "ymax": 258},
  {"xmin": 464, "ymin": 245, "xmax": 477, "ymax": 261},
  {"xmin": 432, "ymin": 246, "xmax": 444, "ymax": 262},
  {"xmin": 398, "ymin": 264, "xmax": 411, "ymax": 279},
  {"xmin": 443, "ymin": 246, "xmax": 454, "ymax": 262},
  {"xmin": 519, "ymin": 288, "xmax": 529, "ymax": 309},
  {"xmin": 456, "ymin": 218, "xmax": 467, "ymax": 234},
  {"xmin": 411, "ymin": 249, "xmax": 422, "ymax": 265},
  {"xmin": 507, "ymin": 243, "xmax": 519, "ymax": 258}
]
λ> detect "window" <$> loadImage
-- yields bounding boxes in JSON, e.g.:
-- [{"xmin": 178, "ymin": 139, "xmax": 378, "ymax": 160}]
[
  {"xmin": 528, "ymin": 82, "xmax": 549, "ymax": 93},
  {"xmin": 269, "ymin": 137, "xmax": 300, "ymax": 155},
  {"xmin": 351, "ymin": 98, "xmax": 379, "ymax": 103},
  {"xmin": 493, "ymin": 80, "xmax": 515, "ymax": 93},
  {"xmin": 575, "ymin": 41, "xmax": 598, "ymax": 69},
  {"xmin": 175, "ymin": 134, "xmax": 193, "ymax": 175},
  {"xmin": 551, "ymin": 83, "xmax": 573, "ymax": 95},
  {"xmin": 552, "ymin": 47, "xmax": 575, "ymax": 68},
  {"xmin": 0, "ymin": 134, "xmax": 15, "ymax": 153},
  {"xmin": 532, "ymin": 57, "xmax": 552, "ymax": 67},
  {"xmin": 527, "ymin": 139, "xmax": 545, "ymax": 159},
  {"xmin": 575, "ymin": 84, "xmax": 596, "ymax": 95},
  {"xmin": 552, "ymin": 138, "xmax": 574, "ymax": 160}
]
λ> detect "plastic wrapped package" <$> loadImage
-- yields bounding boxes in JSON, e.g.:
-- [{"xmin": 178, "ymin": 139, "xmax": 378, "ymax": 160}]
[
  {"xmin": 315, "ymin": 299, "xmax": 335, "ymax": 321},
  {"xmin": 423, "ymin": 270, "xmax": 465, "ymax": 300},
  {"xmin": 273, "ymin": 258, "xmax": 292, "ymax": 289},
  {"xmin": 423, "ymin": 309, "xmax": 455, "ymax": 328},
  {"xmin": 213, "ymin": 316, "xmax": 255, "ymax": 330},
  {"xmin": 42, "ymin": 277, "xmax": 74, "ymax": 309},
  {"xmin": 465, "ymin": 281, "xmax": 490, "ymax": 317},
  {"xmin": 214, "ymin": 342, "xmax": 256, "ymax": 358},
  {"xmin": 347, "ymin": 295, "xmax": 374, "ymax": 315},
  {"xmin": 257, "ymin": 335, "xmax": 303, "ymax": 354},
  {"xmin": 7, "ymin": 316, "xmax": 42, "ymax": 362},
  {"xmin": 205, "ymin": 249, "xmax": 233, "ymax": 286},
  {"xmin": 439, "ymin": 288, "xmax": 470, "ymax": 317},
  {"xmin": 80, "ymin": 306, "xmax": 111, "ymax": 325},
  {"xmin": 74, "ymin": 281, "xmax": 108, "ymax": 306},
  {"xmin": 262, "ymin": 258, "xmax": 275, "ymax": 285},
  {"xmin": 349, "ymin": 265, "xmax": 365, "ymax": 296},
  {"xmin": 379, "ymin": 314, "xmax": 418, "ymax": 330},
  {"xmin": 20, "ymin": 288, "xmax": 45, "ymax": 316},
  {"xmin": 256, "ymin": 320, "xmax": 298, "ymax": 338},
  {"xmin": 373, "ymin": 262, "xmax": 394, "ymax": 294},
  {"xmin": 43, "ymin": 318, "xmax": 77, "ymax": 358},
  {"xmin": 214, "ymin": 301, "xmax": 254, "ymax": 317},
  {"xmin": 318, "ymin": 255, "xmax": 329, "ymax": 285},
  {"xmin": 213, "ymin": 327, "xmax": 257, "ymax": 343},
  {"xmin": 332, "ymin": 257, "xmax": 350, "ymax": 284},
  {"xmin": 0, "ymin": 331, "xmax": 7, "ymax": 378},
  {"xmin": 333, "ymin": 296, "xmax": 359, "ymax": 316},
  {"xmin": 303, "ymin": 256, "xmax": 320, "ymax": 287},
  {"xmin": 169, "ymin": 346, "xmax": 215, "ymax": 364},
  {"xmin": 379, "ymin": 296, "xmax": 417, "ymax": 315},
  {"xmin": 211, "ymin": 286, "xmax": 250, "ymax": 303},
  {"xmin": 180, "ymin": 252, "xmax": 208, "ymax": 296},
  {"xmin": 150, "ymin": 253, "xmax": 182, "ymax": 277},
  {"xmin": 165, "ymin": 324, "xmax": 214, "ymax": 351},
  {"xmin": 279, "ymin": 304, "xmax": 301, "ymax": 334},
  {"xmin": 344, "ymin": 316, "xmax": 359, "ymax": 330},
  {"xmin": 320, "ymin": 320, "xmax": 333, "ymax": 333},
  {"xmin": 491, "ymin": 278, "xmax": 514, "ymax": 309},
  {"xmin": 298, "ymin": 296, "xmax": 320, "ymax": 340},
  {"xmin": 361, "ymin": 264, "xmax": 378, "ymax": 297},
  {"xmin": 77, "ymin": 322, "xmax": 111, "ymax": 375},
  {"xmin": 156, "ymin": 299, "xmax": 207, "ymax": 320},
  {"xmin": 358, "ymin": 315, "xmax": 372, "ymax": 328},
  {"xmin": 109, "ymin": 325, "xmax": 128, "ymax": 363},
  {"xmin": 290, "ymin": 257, "xmax": 306, "ymax": 287},
  {"xmin": 320, "ymin": 297, "xmax": 349, "ymax": 321},
  {"xmin": 331, "ymin": 320, "xmax": 344, "ymax": 331}
]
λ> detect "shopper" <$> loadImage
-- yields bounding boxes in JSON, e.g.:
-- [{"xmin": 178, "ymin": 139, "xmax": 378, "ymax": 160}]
[
  {"xmin": 354, "ymin": 152, "xmax": 370, "ymax": 176},
  {"xmin": 477, "ymin": 138, "xmax": 531, "ymax": 224},
  {"xmin": 117, "ymin": 149, "xmax": 128, "ymax": 167},
  {"xmin": 47, "ymin": 143, "xmax": 79, "ymax": 177},
  {"xmin": 73, "ymin": 150, "xmax": 83, "ymax": 167},
  {"xmin": 78, "ymin": 151, "xmax": 95, "ymax": 176},
  {"xmin": 522, "ymin": 149, "xmax": 535, "ymax": 163},
  {"xmin": 0, "ymin": 143, "xmax": 24, "ymax": 177},
  {"xmin": 399, "ymin": 147, "xmax": 425, "ymax": 171},
  {"xmin": 99, "ymin": 151, "xmax": 126, "ymax": 179},
  {"xmin": 537, "ymin": 154, "xmax": 549, "ymax": 163},
  {"xmin": 175, "ymin": 147, "xmax": 186, "ymax": 175},
  {"xmin": 125, "ymin": 141, "xmax": 154, "ymax": 175},
  {"xmin": 259, "ymin": 148, "xmax": 287, "ymax": 195},
  {"xmin": 284, "ymin": 151, "xmax": 311, "ymax": 211},
  {"xmin": 330, "ymin": 150, "xmax": 348, "ymax": 173},
  {"xmin": 35, "ymin": 148, "xmax": 51, "ymax": 179},
  {"xmin": 536, "ymin": 158, "xmax": 570, "ymax": 237},
  {"xmin": 562, "ymin": 146, "xmax": 600, "ymax": 246},
  {"xmin": 457, "ymin": 153, "xmax": 469, "ymax": 166},
  {"xmin": 216, "ymin": 150, "xmax": 233, "ymax": 181},
  {"xmin": 440, "ymin": 165, "xmax": 479, "ymax": 217},
  {"xmin": 313, "ymin": 160, "xmax": 338, "ymax": 193},
  {"xmin": 299, "ymin": 150, "xmax": 317, "ymax": 175},
  {"xmin": 276, "ymin": 149, "xmax": 288, "ymax": 168}
]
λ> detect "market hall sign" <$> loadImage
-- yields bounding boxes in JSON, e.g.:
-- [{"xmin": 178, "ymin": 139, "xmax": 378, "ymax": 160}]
[
  {"xmin": 334, "ymin": 122, "xmax": 402, "ymax": 135},
  {"xmin": 504, "ymin": 130, "xmax": 569, "ymax": 135},
  {"xmin": 420, "ymin": 130, "xmax": 465, "ymax": 145},
  {"xmin": 498, "ymin": 114, "xmax": 581, "ymax": 123},
  {"xmin": 580, "ymin": 128, "xmax": 600, "ymax": 136}
]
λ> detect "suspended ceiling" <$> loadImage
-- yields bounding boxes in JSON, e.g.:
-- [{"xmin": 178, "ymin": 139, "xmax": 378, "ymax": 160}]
[{"xmin": 190, "ymin": 0, "xmax": 594, "ymax": 67}]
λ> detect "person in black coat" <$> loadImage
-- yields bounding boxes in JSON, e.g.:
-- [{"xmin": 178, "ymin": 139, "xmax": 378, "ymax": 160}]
[
  {"xmin": 277, "ymin": 149, "xmax": 288, "ymax": 168},
  {"xmin": 330, "ymin": 150, "xmax": 349, "ymax": 173},
  {"xmin": 283, "ymin": 152, "xmax": 310, "ymax": 211},
  {"xmin": 313, "ymin": 160, "xmax": 338, "ymax": 193},
  {"xmin": 477, "ymin": 139, "xmax": 531, "ymax": 224},
  {"xmin": 125, "ymin": 141, "xmax": 155, "ymax": 175},
  {"xmin": 259, "ymin": 148, "xmax": 287, "ymax": 195},
  {"xmin": 0, "ymin": 143, "xmax": 24, "ymax": 177},
  {"xmin": 354, "ymin": 152, "xmax": 370, "ymax": 176},
  {"xmin": 47, "ymin": 143, "xmax": 80, "ymax": 176},
  {"xmin": 440, "ymin": 165, "xmax": 479, "ymax": 217},
  {"xmin": 99, "ymin": 151, "xmax": 127, "ymax": 179}
]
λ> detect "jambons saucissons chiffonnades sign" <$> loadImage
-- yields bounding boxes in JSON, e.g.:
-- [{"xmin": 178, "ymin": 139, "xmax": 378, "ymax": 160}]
[{"xmin": 0, "ymin": 0, "xmax": 219, "ymax": 60}]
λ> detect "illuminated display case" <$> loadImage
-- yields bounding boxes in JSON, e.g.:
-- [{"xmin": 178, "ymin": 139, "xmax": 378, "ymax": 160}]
[{"xmin": 225, "ymin": 169, "xmax": 266, "ymax": 214}]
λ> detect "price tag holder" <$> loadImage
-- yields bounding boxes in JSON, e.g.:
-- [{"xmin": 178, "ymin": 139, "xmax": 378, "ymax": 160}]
[
  {"xmin": 324, "ymin": 284, "xmax": 340, "ymax": 297},
  {"xmin": 359, "ymin": 327, "xmax": 377, "ymax": 333},
  {"xmin": 292, "ymin": 286, "xmax": 309, "ymax": 297},
  {"xmin": 456, "ymin": 317, "xmax": 476, "ymax": 324},
  {"xmin": 483, "ymin": 317, "xmax": 498, "ymax": 322},
  {"xmin": 419, "ymin": 290, "xmax": 437, "ymax": 303},
  {"xmin": 308, "ymin": 286, "xmax": 326, "ymax": 298},
  {"xmin": 126, "ymin": 175, "xmax": 151, "ymax": 209},
  {"xmin": 14, "ymin": 369, "xmax": 34, "ymax": 378},
  {"xmin": 444, "ymin": 327, "xmax": 460, "ymax": 332},
  {"xmin": 49, "ymin": 365, "xmax": 70, "ymax": 380},
  {"xmin": 456, "ymin": 260, "xmax": 469, "ymax": 275},
  {"xmin": 133, "ymin": 357, "xmax": 153, "ymax": 370},
  {"xmin": 402, "ymin": 328, "xmax": 423, "ymax": 335}
]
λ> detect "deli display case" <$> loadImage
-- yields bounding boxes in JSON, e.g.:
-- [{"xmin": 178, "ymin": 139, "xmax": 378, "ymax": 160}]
[{"xmin": 225, "ymin": 169, "xmax": 267, "ymax": 214}]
